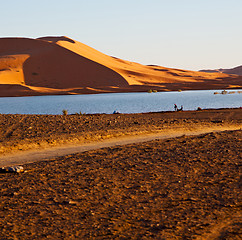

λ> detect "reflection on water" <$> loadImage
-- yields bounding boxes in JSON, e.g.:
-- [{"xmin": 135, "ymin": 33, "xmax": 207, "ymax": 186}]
[{"xmin": 0, "ymin": 90, "xmax": 241, "ymax": 115}]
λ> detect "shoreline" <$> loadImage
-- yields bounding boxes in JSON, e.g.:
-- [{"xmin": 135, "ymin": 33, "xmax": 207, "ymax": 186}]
[
  {"xmin": 0, "ymin": 87, "xmax": 242, "ymax": 98},
  {"xmin": 1, "ymin": 106, "xmax": 242, "ymax": 115}
]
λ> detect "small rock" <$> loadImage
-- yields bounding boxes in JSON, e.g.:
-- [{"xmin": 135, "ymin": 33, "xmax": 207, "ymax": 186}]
[
  {"xmin": 68, "ymin": 200, "xmax": 78, "ymax": 205},
  {"xmin": 0, "ymin": 166, "xmax": 24, "ymax": 173}
]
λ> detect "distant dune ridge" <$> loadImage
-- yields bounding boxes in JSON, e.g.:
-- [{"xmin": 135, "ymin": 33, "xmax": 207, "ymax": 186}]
[
  {"xmin": 0, "ymin": 36, "xmax": 241, "ymax": 97},
  {"xmin": 200, "ymin": 65, "xmax": 242, "ymax": 76}
]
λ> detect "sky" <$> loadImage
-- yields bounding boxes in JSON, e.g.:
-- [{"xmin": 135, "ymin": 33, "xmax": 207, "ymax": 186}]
[{"xmin": 1, "ymin": 0, "xmax": 242, "ymax": 71}]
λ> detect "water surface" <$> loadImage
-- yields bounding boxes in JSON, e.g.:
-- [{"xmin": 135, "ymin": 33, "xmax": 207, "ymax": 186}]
[{"xmin": 0, "ymin": 90, "xmax": 241, "ymax": 114}]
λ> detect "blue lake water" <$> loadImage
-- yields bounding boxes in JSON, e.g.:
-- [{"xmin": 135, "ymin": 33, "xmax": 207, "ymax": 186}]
[{"xmin": 0, "ymin": 90, "xmax": 241, "ymax": 115}]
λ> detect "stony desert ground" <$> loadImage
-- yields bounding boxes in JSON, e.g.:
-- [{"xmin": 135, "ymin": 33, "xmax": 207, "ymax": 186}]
[
  {"xmin": 0, "ymin": 109, "xmax": 241, "ymax": 239},
  {"xmin": 0, "ymin": 108, "xmax": 241, "ymax": 155}
]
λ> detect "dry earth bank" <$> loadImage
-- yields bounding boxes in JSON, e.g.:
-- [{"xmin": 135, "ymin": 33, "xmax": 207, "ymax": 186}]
[{"xmin": 0, "ymin": 109, "xmax": 241, "ymax": 155}]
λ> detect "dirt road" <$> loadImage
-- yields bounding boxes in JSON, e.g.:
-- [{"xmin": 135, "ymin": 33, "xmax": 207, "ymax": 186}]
[{"xmin": 1, "ymin": 125, "xmax": 241, "ymax": 167}]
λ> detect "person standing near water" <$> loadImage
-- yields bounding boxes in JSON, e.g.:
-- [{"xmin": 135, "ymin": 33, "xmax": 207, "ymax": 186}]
[{"xmin": 174, "ymin": 104, "xmax": 178, "ymax": 111}]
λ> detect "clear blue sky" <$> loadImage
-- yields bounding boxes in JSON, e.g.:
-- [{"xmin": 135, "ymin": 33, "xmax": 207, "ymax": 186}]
[{"xmin": 1, "ymin": 0, "xmax": 241, "ymax": 70}]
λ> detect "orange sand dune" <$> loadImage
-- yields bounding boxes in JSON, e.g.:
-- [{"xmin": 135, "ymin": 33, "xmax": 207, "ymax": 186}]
[
  {"xmin": 200, "ymin": 65, "xmax": 242, "ymax": 76},
  {"xmin": 0, "ymin": 36, "xmax": 241, "ymax": 97}
]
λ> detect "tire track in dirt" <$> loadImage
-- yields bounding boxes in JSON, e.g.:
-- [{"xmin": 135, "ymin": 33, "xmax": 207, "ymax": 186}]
[{"xmin": 0, "ymin": 125, "xmax": 241, "ymax": 167}]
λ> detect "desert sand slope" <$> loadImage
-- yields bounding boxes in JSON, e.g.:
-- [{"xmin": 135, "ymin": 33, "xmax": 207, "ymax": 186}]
[
  {"xmin": 0, "ymin": 37, "xmax": 128, "ymax": 96},
  {"xmin": 0, "ymin": 36, "xmax": 242, "ymax": 97},
  {"xmin": 200, "ymin": 65, "xmax": 242, "ymax": 76}
]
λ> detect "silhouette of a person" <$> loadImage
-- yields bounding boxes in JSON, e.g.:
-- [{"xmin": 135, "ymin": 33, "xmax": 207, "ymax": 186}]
[{"xmin": 174, "ymin": 104, "xmax": 178, "ymax": 111}]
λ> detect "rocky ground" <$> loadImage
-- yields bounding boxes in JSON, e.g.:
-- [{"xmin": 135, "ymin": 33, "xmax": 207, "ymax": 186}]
[
  {"xmin": 0, "ymin": 108, "xmax": 241, "ymax": 155},
  {"xmin": 0, "ymin": 109, "xmax": 241, "ymax": 239}
]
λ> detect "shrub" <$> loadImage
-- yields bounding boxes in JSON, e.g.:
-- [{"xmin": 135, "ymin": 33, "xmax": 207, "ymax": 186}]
[
  {"xmin": 62, "ymin": 109, "xmax": 68, "ymax": 116},
  {"xmin": 148, "ymin": 89, "xmax": 157, "ymax": 93}
]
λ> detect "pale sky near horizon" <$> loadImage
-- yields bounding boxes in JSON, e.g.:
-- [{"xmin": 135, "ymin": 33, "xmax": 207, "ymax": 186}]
[{"xmin": 1, "ymin": 0, "xmax": 241, "ymax": 71}]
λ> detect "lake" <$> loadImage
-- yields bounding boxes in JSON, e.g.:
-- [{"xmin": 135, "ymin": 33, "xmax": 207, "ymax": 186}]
[{"xmin": 0, "ymin": 90, "xmax": 241, "ymax": 115}]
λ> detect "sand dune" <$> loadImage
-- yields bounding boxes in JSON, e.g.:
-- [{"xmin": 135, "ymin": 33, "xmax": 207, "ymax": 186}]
[
  {"xmin": 200, "ymin": 65, "xmax": 242, "ymax": 76},
  {"xmin": 0, "ymin": 36, "xmax": 241, "ymax": 97}
]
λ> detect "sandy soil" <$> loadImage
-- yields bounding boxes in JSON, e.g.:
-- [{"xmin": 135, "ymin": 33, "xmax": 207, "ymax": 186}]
[{"xmin": 1, "ymin": 36, "xmax": 242, "ymax": 97}]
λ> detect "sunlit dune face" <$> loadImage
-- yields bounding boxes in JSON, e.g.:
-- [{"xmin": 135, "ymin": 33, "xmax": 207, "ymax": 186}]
[{"xmin": 0, "ymin": 37, "xmax": 241, "ymax": 97}]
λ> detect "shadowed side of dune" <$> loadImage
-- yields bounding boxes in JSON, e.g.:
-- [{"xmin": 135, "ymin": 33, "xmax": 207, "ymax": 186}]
[
  {"xmin": 23, "ymin": 41, "xmax": 129, "ymax": 89},
  {"xmin": 0, "ymin": 38, "xmax": 129, "ymax": 95},
  {"xmin": 40, "ymin": 37, "xmax": 242, "ymax": 90}
]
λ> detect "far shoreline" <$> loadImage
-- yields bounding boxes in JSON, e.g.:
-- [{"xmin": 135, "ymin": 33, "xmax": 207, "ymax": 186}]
[
  {"xmin": 0, "ymin": 86, "xmax": 242, "ymax": 98},
  {"xmin": 0, "ymin": 107, "xmax": 242, "ymax": 116}
]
